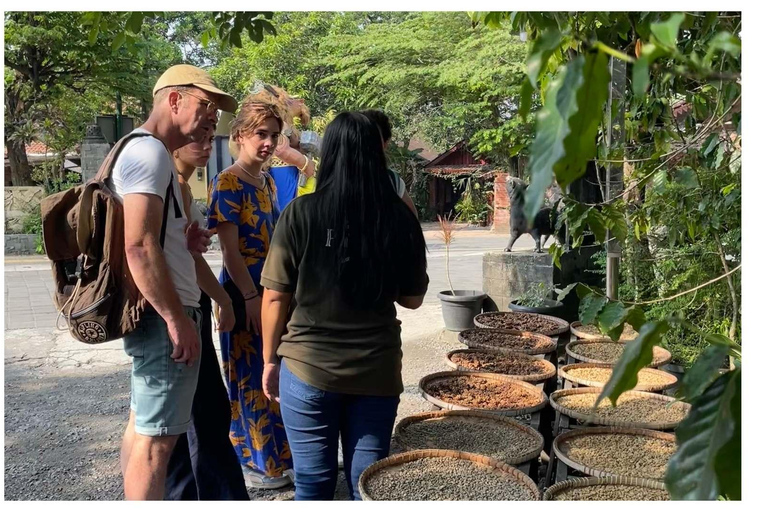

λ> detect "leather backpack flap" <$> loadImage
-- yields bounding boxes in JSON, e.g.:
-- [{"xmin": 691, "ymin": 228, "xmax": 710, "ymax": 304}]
[{"xmin": 41, "ymin": 186, "xmax": 84, "ymax": 261}]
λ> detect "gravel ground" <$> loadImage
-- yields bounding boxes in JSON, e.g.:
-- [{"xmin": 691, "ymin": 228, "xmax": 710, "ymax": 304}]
[{"xmin": 4, "ymin": 304, "xmax": 458, "ymax": 501}]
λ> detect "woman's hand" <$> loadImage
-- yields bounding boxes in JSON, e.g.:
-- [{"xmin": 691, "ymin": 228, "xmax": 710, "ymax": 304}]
[
  {"xmin": 245, "ymin": 295, "xmax": 262, "ymax": 335},
  {"xmin": 262, "ymin": 362, "xmax": 280, "ymax": 402},
  {"xmin": 216, "ymin": 301, "xmax": 236, "ymax": 333}
]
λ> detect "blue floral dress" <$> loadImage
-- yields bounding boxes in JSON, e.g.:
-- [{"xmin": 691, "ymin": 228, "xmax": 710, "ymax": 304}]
[{"xmin": 207, "ymin": 170, "xmax": 292, "ymax": 477}]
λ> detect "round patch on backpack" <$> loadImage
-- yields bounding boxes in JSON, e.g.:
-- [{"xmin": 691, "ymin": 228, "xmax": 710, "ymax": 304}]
[{"xmin": 76, "ymin": 321, "xmax": 108, "ymax": 343}]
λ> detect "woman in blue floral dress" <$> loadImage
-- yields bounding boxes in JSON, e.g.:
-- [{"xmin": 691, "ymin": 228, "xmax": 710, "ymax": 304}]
[{"xmin": 207, "ymin": 97, "xmax": 292, "ymax": 489}]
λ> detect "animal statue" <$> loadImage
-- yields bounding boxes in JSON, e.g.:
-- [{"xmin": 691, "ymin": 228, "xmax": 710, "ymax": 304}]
[{"xmin": 504, "ymin": 177, "xmax": 565, "ymax": 253}]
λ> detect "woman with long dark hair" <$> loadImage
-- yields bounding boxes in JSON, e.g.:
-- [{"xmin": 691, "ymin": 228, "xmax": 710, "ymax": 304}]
[{"xmin": 259, "ymin": 112, "xmax": 428, "ymax": 500}]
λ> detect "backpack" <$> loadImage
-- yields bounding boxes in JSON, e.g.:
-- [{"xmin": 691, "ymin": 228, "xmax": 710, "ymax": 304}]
[{"xmin": 41, "ymin": 132, "xmax": 180, "ymax": 344}]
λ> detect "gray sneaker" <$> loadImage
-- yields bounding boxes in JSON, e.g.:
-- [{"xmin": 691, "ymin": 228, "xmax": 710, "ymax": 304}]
[{"xmin": 242, "ymin": 465, "xmax": 292, "ymax": 490}]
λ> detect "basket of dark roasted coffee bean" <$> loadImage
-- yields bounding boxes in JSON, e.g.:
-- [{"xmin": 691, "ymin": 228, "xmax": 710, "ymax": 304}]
[
  {"xmin": 553, "ymin": 427, "xmax": 676, "ymax": 480},
  {"xmin": 543, "ymin": 476, "xmax": 669, "ymax": 501},
  {"xmin": 473, "ymin": 311, "xmax": 569, "ymax": 336},
  {"xmin": 359, "ymin": 449, "xmax": 540, "ymax": 501},
  {"xmin": 419, "ymin": 371, "xmax": 547, "ymax": 416},
  {"xmin": 566, "ymin": 340, "xmax": 672, "ymax": 368},
  {"xmin": 570, "ymin": 321, "xmax": 639, "ymax": 341},
  {"xmin": 393, "ymin": 410, "xmax": 544, "ymax": 465},
  {"xmin": 559, "ymin": 363, "xmax": 678, "ymax": 392},
  {"xmin": 458, "ymin": 328, "xmax": 557, "ymax": 355},
  {"xmin": 549, "ymin": 387, "xmax": 690, "ymax": 430},
  {"xmin": 445, "ymin": 349, "xmax": 556, "ymax": 383}
]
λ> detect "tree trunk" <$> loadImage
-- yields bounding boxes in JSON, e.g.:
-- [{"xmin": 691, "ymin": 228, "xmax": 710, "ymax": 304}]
[{"xmin": 6, "ymin": 138, "xmax": 33, "ymax": 186}]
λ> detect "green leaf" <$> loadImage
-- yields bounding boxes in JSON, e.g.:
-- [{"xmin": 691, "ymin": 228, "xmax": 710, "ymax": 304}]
[
  {"xmin": 526, "ymin": 28, "xmax": 562, "ymax": 87},
  {"xmin": 88, "ymin": 24, "xmax": 100, "ymax": 45},
  {"xmin": 519, "ymin": 79, "xmax": 534, "ymax": 122},
  {"xmin": 555, "ymin": 50, "xmax": 610, "ymax": 188},
  {"xmin": 704, "ymin": 333, "xmax": 735, "ymax": 348},
  {"xmin": 201, "ymin": 29, "xmax": 210, "ymax": 48},
  {"xmin": 705, "ymin": 32, "xmax": 741, "ymax": 64},
  {"xmin": 632, "ymin": 42, "xmax": 669, "ymax": 96},
  {"xmin": 702, "ymin": 133, "xmax": 720, "ymax": 156},
  {"xmin": 623, "ymin": 306, "xmax": 646, "ymax": 331},
  {"xmin": 675, "ymin": 167, "xmax": 699, "ymax": 189},
  {"xmin": 579, "ymin": 293, "xmax": 609, "ymax": 326},
  {"xmin": 575, "ymin": 283, "xmax": 598, "ymax": 299},
  {"xmin": 597, "ymin": 301, "xmax": 628, "ymax": 340},
  {"xmin": 555, "ymin": 283, "xmax": 578, "ymax": 302},
  {"xmin": 677, "ymin": 344, "xmax": 729, "ymax": 402},
  {"xmin": 111, "ymin": 31, "xmax": 126, "ymax": 52},
  {"xmin": 597, "ymin": 320, "xmax": 670, "ymax": 405},
  {"xmin": 229, "ymin": 29, "xmax": 242, "ymax": 48},
  {"xmin": 651, "ymin": 13, "xmax": 686, "ymax": 49},
  {"xmin": 666, "ymin": 369, "xmax": 740, "ymax": 500},
  {"xmin": 126, "ymin": 12, "xmax": 144, "ymax": 34},
  {"xmin": 524, "ymin": 60, "xmax": 581, "ymax": 223},
  {"xmin": 587, "ymin": 208, "xmax": 607, "ymax": 243},
  {"xmin": 508, "ymin": 144, "xmax": 525, "ymax": 157}
]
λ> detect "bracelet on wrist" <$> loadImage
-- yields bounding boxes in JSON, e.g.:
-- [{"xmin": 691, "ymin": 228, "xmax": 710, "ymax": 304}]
[{"xmin": 298, "ymin": 154, "xmax": 309, "ymax": 173}]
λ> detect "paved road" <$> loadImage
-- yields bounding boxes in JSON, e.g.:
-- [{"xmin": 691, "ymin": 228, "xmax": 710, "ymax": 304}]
[{"xmin": 4, "ymin": 228, "xmax": 520, "ymax": 330}]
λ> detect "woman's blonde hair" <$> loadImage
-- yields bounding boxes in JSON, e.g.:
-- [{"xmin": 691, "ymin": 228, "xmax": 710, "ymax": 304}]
[{"xmin": 229, "ymin": 96, "xmax": 284, "ymax": 154}]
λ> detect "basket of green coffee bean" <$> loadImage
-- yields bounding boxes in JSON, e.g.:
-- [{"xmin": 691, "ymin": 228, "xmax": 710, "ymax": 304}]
[
  {"xmin": 393, "ymin": 410, "xmax": 543, "ymax": 465},
  {"xmin": 359, "ymin": 449, "xmax": 541, "ymax": 501}
]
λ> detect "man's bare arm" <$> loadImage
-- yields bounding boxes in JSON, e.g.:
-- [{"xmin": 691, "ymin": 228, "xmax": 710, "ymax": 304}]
[{"xmin": 123, "ymin": 192, "xmax": 200, "ymax": 365}]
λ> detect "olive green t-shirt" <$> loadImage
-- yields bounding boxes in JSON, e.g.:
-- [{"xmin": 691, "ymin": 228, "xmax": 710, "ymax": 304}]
[{"xmin": 260, "ymin": 196, "xmax": 429, "ymax": 396}]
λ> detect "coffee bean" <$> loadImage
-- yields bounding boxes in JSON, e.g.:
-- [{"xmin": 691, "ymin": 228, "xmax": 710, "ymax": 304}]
[{"xmin": 364, "ymin": 457, "xmax": 536, "ymax": 500}]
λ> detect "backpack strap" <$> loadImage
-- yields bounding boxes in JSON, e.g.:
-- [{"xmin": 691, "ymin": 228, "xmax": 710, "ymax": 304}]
[{"xmin": 77, "ymin": 132, "xmax": 181, "ymax": 256}]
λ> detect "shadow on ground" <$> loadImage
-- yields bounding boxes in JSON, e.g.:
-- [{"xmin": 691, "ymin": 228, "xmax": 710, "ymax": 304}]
[{"xmin": 4, "ymin": 361, "xmax": 355, "ymax": 500}]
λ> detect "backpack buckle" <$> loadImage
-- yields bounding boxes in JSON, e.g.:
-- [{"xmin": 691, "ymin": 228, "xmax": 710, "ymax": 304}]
[{"xmin": 75, "ymin": 255, "xmax": 85, "ymax": 279}]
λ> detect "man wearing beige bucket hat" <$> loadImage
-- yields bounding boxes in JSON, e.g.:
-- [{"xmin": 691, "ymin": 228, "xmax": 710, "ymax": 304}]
[{"xmin": 113, "ymin": 64, "xmax": 238, "ymax": 500}]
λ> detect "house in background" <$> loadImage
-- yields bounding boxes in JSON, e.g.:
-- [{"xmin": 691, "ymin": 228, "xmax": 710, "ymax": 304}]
[
  {"xmin": 423, "ymin": 141, "xmax": 498, "ymax": 219},
  {"xmin": 4, "ymin": 141, "xmax": 80, "ymax": 186}
]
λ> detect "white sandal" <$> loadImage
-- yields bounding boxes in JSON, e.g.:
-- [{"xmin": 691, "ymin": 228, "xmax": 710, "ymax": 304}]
[{"xmin": 241, "ymin": 466, "xmax": 292, "ymax": 490}]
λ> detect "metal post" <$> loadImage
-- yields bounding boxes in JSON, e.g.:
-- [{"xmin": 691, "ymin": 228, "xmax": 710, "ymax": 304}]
[
  {"xmin": 116, "ymin": 92, "xmax": 123, "ymax": 140},
  {"xmin": 605, "ymin": 57, "xmax": 626, "ymax": 300}
]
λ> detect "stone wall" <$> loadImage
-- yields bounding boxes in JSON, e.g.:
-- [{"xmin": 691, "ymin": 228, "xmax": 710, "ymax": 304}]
[
  {"xmin": 4, "ymin": 186, "xmax": 45, "ymax": 234},
  {"xmin": 482, "ymin": 251, "xmax": 554, "ymax": 311},
  {"xmin": 4, "ymin": 234, "xmax": 38, "ymax": 255}
]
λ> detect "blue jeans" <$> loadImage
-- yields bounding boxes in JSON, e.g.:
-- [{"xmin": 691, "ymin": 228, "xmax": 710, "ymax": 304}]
[{"xmin": 279, "ymin": 361, "xmax": 400, "ymax": 500}]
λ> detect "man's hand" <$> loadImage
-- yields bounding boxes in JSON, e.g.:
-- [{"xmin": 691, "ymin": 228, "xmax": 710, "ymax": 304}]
[
  {"xmin": 186, "ymin": 220, "xmax": 212, "ymax": 254},
  {"xmin": 167, "ymin": 314, "xmax": 200, "ymax": 366},
  {"xmin": 262, "ymin": 362, "xmax": 280, "ymax": 403},
  {"xmin": 216, "ymin": 301, "xmax": 236, "ymax": 333}
]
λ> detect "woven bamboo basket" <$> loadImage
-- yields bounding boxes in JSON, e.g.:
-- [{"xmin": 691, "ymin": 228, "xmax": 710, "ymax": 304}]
[
  {"xmin": 393, "ymin": 410, "xmax": 544, "ymax": 465},
  {"xmin": 549, "ymin": 387, "xmax": 690, "ymax": 430},
  {"xmin": 445, "ymin": 348, "xmax": 557, "ymax": 383},
  {"xmin": 459, "ymin": 328, "xmax": 557, "ymax": 355},
  {"xmin": 473, "ymin": 312, "xmax": 569, "ymax": 336},
  {"xmin": 543, "ymin": 475, "xmax": 669, "ymax": 501},
  {"xmin": 566, "ymin": 340, "xmax": 673, "ymax": 368},
  {"xmin": 558, "ymin": 362, "xmax": 678, "ymax": 392},
  {"xmin": 553, "ymin": 427, "xmax": 675, "ymax": 480},
  {"xmin": 419, "ymin": 371, "xmax": 548, "ymax": 416},
  {"xmin": 570, "ymin": 321, "xmax": 639, "ymax": 342},
  {"xmin": 359, "ymin": 449, "xmax": 541, "ymax": 501}
]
